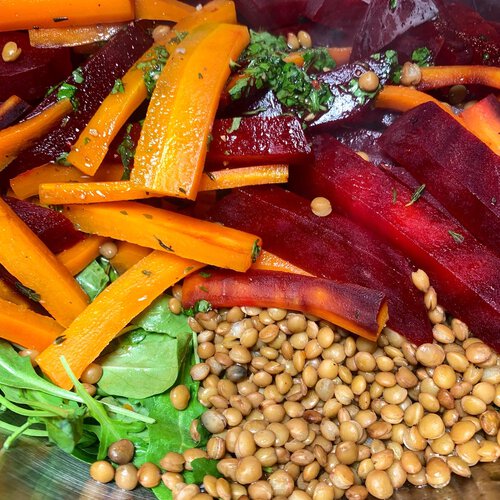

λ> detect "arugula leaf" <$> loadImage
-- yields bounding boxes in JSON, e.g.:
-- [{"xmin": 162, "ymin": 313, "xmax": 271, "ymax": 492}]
[
  {"xmin": 184, "ymin": 458, "xmax": 222, "ymax": 483},
  {"xmin": 76, "ymin": 260, "xmax": 110, "ymax": 301},
  {"xmin": 133, "ymin": 296, "xmax": 191, "ymax": 335}
]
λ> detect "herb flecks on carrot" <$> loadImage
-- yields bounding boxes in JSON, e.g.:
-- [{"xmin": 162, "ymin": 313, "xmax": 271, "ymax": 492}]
[
  {"xmin": 57, "ymin": 236, "xmax": 107, "ymax": 275},
  {"xmin": 67, "ymin": 0, "xmax": 237, "ymax": 175},
  {"xmin": 61, "ymin": 201, "xmax": 261, "ymax": 272},
  {"xmin": 0, "ymin": 298, "xmax": 64, "ymax": 351},
  {"xmin": 0, "ymin": 198, "xmax": 89, "ymax": 327},
  {"xmin": 36, "ymin": 251, "xmax": 204, "ymax": 389},
  {"xmin": 131, "ymin": 23, "xmax": 250, "ymax": 199},
  {"xmin": 0, "ymin": 279, "xmax": 33, "ymax": 310},
  {"xmin": 0, "ymin": 0, "xmax": 135, "ymax": 31},
  {"xmin": 418, "ymin": 65, "xmax": 500, "ymax": 91},
  {"xmin": 200, "ymin": 165, "xmax": 288, "ymax": 191},
  {"xmin": 0, "ymin": 99, "xmax": 72, "ymax": 170},
  {"xmin": 135, "ymin": 0, "xmax": 195, "ymax": 21}
]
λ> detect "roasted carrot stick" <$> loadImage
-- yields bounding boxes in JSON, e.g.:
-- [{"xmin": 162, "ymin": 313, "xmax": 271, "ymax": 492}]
[
  {"xmin": 283, "ymin": 47, "xmax": 351, "ymax": 67},
  {"xmin": 418, "ymin": 66, "xmax": 500, "ymax": 91},
  {"xmin": 0, "ymin": 96, "xmax": 30, "ymax": 130},
  {"xmin": 67, "ymin": 0, "xmax": 237, "ymax": 175},
  {"xmin": 36, "ymin": 251, "xmax": 204, "ymax": 389},
  {"xmin": 110, "ymin": 241, "xmax": 151, "ymax": 275},
  {"xmin": 375, "ymin": 85, "xmax": 457, "ymax": 117},
  {"xmin": 56, "ymin": 236, "xmax": 107, "ymax": 275},
  {"xmin": 0, "ymin": 198, "xmax": 89, "ymax": 327},
  {"xmin": 29, "ymin": 23, "xmax": 126, "ymax": 48},
  {"xmin": 0, "ymin": 99, "xmax": 72, "ymax": 170},
  {"xmin": 135, "ymin": 0, "xmax": 195, "ymax": 21},
  {"xmin": 61, "ymin": 201, "xmax": 261, "ymax": 271},
  {"xmin": 38, "ymin": 165, "xmax": 289, "ymax": 204},
  {"xmin": 0, "ymin": 298, "xmax": 64, "ymax": 351},
  {"xmin": 131, "ymin": 23, "xmax": 249, "ymax": 199},
  {"xmin": 10, "ymin": 163, "xmax": 123, "ymax": 199},
  {"xmin": 252, "ymin": 250, "xmax": 312, "ymax": 276},
  {"xmin": 0, "ymin": 279, "xmax": 33, "ymax": 309},
  {"xmin": 0, "ymin": 0, "xmax": 135, "ymax": 31}
]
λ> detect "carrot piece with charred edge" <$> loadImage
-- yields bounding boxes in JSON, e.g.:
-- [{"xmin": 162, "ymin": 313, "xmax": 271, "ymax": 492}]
[
  {"xmin": 0, "ymin": 279, "xmax": 33, "ymax": 309},
  {"xmin": 375, "ymin": 86, "xmax": 456, "ymax": 117},
  {"xmin": 36, "ymin": 251, "xmax": 204, "ymax": 389},
  {"xmin": 182, "ymin": 269, "xmax": 388, "ymax": 341},
  {"xmin": 418, "ymin": 66, "xmax": 500, "ymax": 91},
  {"xmin": 11, "ymin": 163, "xmax": 123, "ymax": 200},
  {"xmin": 132, "ymin": 23, "xmax": 250, "ymax": 199},
  {"xmin": 61, "ymin": 201, "xmax": 261, "ymax": 272},
  {"xmin": 0, "ymin": 298, "xmax": 64, "ymax": 351},
  {"xmin": 67, "ymin": 0, "xmax": 237, "ymax": 175},
  {"xmin": 0, "ymin": 99, "xmax": 72, "ymax": 170},
  {"xmin": 110, "ymin": 241, "xmax": 151, "ymax": 275},
  {"xmin": 29, "ymin": 23, "xmax": 127, "ymax": 48},
  {"xmin": 135, "ymin": 0, "xmax": 195, "ymax": 21},
  {"xmin": 0, "ymin": 198, "xmax": 89, "ymax": 327},
  {"xmin": 57, "ymin": 236, "xmax": 107, "ymax": 275},
  {"xmin": 38, "ymin": 165, "xmax": 287, "ymax": 204},
  {"xmin": 461, "ymin": 95, "xmax": 500, "ymax": 156},
  {"xmin": 252, "ymin": 250, "xmax": 312, "ymax": 276},
  {"xmin": 0, "ymin": 0, "xmax": 134, "ymax": 31},
  {"xmin": 0, "ymin": 96, "xmax": 30, "ymax": 131}
]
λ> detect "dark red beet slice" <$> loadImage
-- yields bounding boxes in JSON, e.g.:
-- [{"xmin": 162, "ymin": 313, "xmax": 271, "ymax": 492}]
[
  {"xmin": 380, "ymin": 102, "xmax": 500, "ymax": 251},
  {"xmin": 2, "ymin": 24, "xmax": 152, "ymax": 182},
  {"xmin": 3, "ymin": 197, "xmax": 84, "ymax": 254},
  {"xmin": 209, "ymin": 186, "xmax": 432, "ymax": 344},
  {"xmin": 0, "ymin": 31, "xmax": 72, "ymax": 103},
  {"xmin": 234, "ymin": 0, "xmax": 308, "ymax": 29},
  {"xmin": 207, "ymin": 115, "xmax": 311, "ymax": 167},
  {"xmin": 182, "ymin": 269, "xmax": 388, "ymax": 341},
  {"xmin": 289, "ymin": 135, "xmax": 500, "ymax": 351},
  {"xmin": 0, "ymin": 96, "xmax": 31, "ymax": 130},
  {"xmin": 304, "ymin": 0, "xmax": 368, "ymax": 33}
]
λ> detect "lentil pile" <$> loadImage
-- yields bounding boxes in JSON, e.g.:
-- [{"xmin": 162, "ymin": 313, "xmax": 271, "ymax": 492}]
[{"xmin": 91, "ymin": 270, "xmax": 500, "ymax": 499}]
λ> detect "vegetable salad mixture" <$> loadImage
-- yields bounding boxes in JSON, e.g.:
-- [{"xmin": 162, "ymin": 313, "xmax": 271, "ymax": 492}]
[{"xmin": 0, "ymin": 0, "xmax": 499, "ymax": 499}]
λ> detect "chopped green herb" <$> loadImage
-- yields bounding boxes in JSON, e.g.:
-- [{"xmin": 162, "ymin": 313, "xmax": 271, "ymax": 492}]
[
  {"xmin": 199, "ymin": 271, "xmax": 211, "ymax": 279},
  {"xmin": 54, "ymin": 335, "xmax": 66, "ymax": 345},
  {"xmin": 143, "ymin": 213, "xmax": 153, "ymax": 220},
  {"xmin": 184, "ymin": 299, "xmax": 212, "ymax": 316},
  {"xmin": 136, "ymin": 45, "xmax": 170, "ymax": 97},
  {"xmin": 229, "ymin": 58, "xmax": 240, "ymax": 70},
  {"xmin": 199, "ymin": 285, "xmax": 209, "ymax": 293},
  {"xmin": 156, "ymin": 237, "xmax": 174, "ymax": 252},
  {"xmin": 119, "ymin": 210, "xmax": 128, "ymax": 215},
  {"xmin": 406, "ymin": 184, "xmax": 426, "ymax": 207},
  {"xmin": 411, "ymin": 47, "xmax": 432, "ymax": 67},
  {"xmin": 117, "ymin": 123, "xmax": 135, "ymax": 180},
  {"xmin": 142, "ymin": 270, "xmax": 152, "ymax": 276},
  {"xmin": 111, "ymin": 78, "xmax": 125, "ymax": 94},
  {"xmin": 170, "ymin": 31, "xmax": 188, "ymax": 45},
  {"xmin": 302, "ymin": 47, "xmax": 336, "ymax": 72},
  {"xmin": 71, "ymin": 67, "xmax": 84, "ymax": 84},
  {"xmin": 226, "ymin": 117, "xmax": 242, "ymax": 134},
  {"xmin": 228, "ymin": 77, "xmax": 250, "ymax": 100},
  {"xmin": 57, "ymin": 82, "xmax": 79, "ymax": 111},
  {"xmin": 251, "ymin": 239, "xmax": 261, "ymax": 263},
  {"xmin": 15, "ymin": 283, "xmax": 41, "ymax": 302},
  {"xmin": 389, "ymin": 0, "xmax": 398, "ymax": 11},
  {"xmin": 198, "ymin": 72, "xmax": 203, "ymax": 79},
  {"xmin": 83, "ymin": 137, "xmax": 91, "ymax": 145},
  {"xmin": 56, "ymin": 152, "xmax": 71, "ymax": 166},
  {"xmin": 448, "ymin": 230, "xmax": 464, "ymax": 244}
]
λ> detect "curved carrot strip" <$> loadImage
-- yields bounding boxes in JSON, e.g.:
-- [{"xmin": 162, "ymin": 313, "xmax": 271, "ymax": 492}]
[
  {"xmin": 29, "ymin": 23, "xmax": 126, "ymax": 48},
  {"xmin": 0, "ymin": 96, "xmax": 31, "ymax": 131},
  {"xmin": 36, "ymin": 251, "xmax": 204, "ymax": 389},
  {"xmin": 110, "ymin": 241, "xmax": 151, "ymax": 275},
  {"xmin": 67, "ymin": 0, "xmax": 237, "ymax": 175},
  {"xmin": 0, "ymin": 279, "xmax": 33, "ymax": 309},
  {"xmin": 135, "ymin": 0, "xmax": 195, "ymax": 21},
  {"xmin": 61, "ymin": 201, "xmax": 261, "ymax": 272},
  {"xmin": 375, "ymin": 85, "xmax": 457, "ymax": 118},
  {"xmin": 57, "ymin": 235, "xmax": 107, "ymax": 275},
  {"xmin": 0, "ymin": 198, "xmax": 89, "ymax": 327},
  {"xmin": 0, "ymin": 0, "xmax": 134, "ymax": 31},
  {"xmin": 10, "ymin": 163, "xmax": 123, "ymax": 199},
  {"xmin": 131, "ymin": 23, "xmax": 249, "ymax": 199},
  {"xmin": 418, "ymin": 66, "xmax": 500, "ymax": 91},
  {"xmin": 0, "ymin": 99, "xmax": 72, "ymax": 171},
  {"xmin": 0, "ymin": 298, "xmax": 64, "ymax": 351},
  {"xmin": 252, "ymin": 250, "xmax": 312, "ymax": 276}
]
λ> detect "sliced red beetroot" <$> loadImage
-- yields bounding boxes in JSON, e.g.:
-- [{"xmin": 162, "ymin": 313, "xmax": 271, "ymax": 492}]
[
  {"xmin": 234, "ymin": 0, "xmax": 308, "ymax": 29},
  {"xmin": 380, "ymin": 102, "xmax": 500, "ymax": 250},
  {"xmin": 209, "ymin": 186, "xmax": 432, "ymax": 344},
  {"xmin": 182, "ymin": 269, "xmax": 388, "ymax": 341},
  {"xmin": 0, "ymin": 31, "xmax": 72, "ymax": 103},
  {"xmin": 2, "ymin": 24, "xmax": 152, "ymax": 182},
  {"xmin": 289, "ymin": 135, "xmax": 500, "ymax": 351},
  {"xmin": 207, "ymin": 115, "xmax": 311, "ymax": 167},
  {"xmin": 304, "ymin": 0, "xmax": 368, "ymax": 33},
  {"xmin": 350, "ymin": 0, "xmax": 441, "ymax": 61},
  {"xmin": 0, "ymin": 96, "xmax": 31, "ymax": 130},
  {"xmin": 3, "ymin": 197, "xmax": 84, "ymax": 254}
]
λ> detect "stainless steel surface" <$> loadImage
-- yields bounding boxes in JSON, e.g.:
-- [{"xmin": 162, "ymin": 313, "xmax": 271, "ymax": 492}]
[{"xmin": 1, "ymin": 433, "xmax": 499, "ymax": 499}]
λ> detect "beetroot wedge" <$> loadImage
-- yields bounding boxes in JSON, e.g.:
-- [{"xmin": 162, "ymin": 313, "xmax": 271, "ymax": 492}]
[
  {"xmin": 2, "ymin": 24, "xmax": 152, "ymax": 181},
  {"xmin": 207, "ymin": 115, "xmax": 311, "ymax": 167},
  {"xmin": 380, "ymin": 102, "xmax": 500, "ymax": 251},
  {"xmin": 289, "ymin": 135, "xmax": 500, "ymax": 350},
  {"xmin": 182, "ymin": 269, "xmax": 388, "ymax": 341},
  {"xmin": 209, "ymin": 186, "xmax": 432, "ymax": 344}
]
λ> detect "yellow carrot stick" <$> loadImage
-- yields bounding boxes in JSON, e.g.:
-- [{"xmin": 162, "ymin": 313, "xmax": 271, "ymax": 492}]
[
  {"xmin": 67, "ymin": 0, "xmax": 237, "ymax": 175},
  {"xmin": 110, "ymin": 241, "xmax": 151, "ymax": 275},
  {"xmin": 131, "ymin": 23, "xmax": 249, "ymax": 199},
  {"xmin": 252, "ymin": 250, "xmax": 312, "ymax": 276},
  {"xmin": 135, "ymin": 0, "xmax": 195, "ymax": 21},
  {"xmin": 36, "ymin": 251, "xmax": 204, "ymax": 389},
  {"xmin": 61, "ymin": 201, "xmax": 261, "ymax": 272},
  {"xmin": 0, "ymin": 298, "xmax": 64, "ymax": 351},
  {"xmin": 56, "ymin": 236, "xmax": 107, "ymax": 275},
  {"xmin": 0, "ymin": 198, "xmax": 89, "ymax": 327}
]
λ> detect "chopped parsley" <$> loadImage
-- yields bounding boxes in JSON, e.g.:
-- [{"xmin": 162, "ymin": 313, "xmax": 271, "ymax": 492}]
[
  {"xmin": 226, "ymin": 117, "xmax": 242, "ymax": 133},
  {"xmin": 155, "ymin": 237, "xmax": 174, "ymax": 252},
  {"xmin": 302, "ymin": 47, "xmax": 336, "ymax": 72},
  {"xmin": 251, "ymin": 239, "xmax": 261, "ymax": 262},
  {"xmin": 111, "ymin": 78, "xmax": 125, "ymax": 94},
  {"xmin": 15, "ymin": 283, "xmax": 41, "ymax": 302},
  {"xmin": 56, "ymin": 152, "xmax": 71, "ymax": 166},
  {"xmin": 117, "ymin": 123, "xmax": 136, "ymax": 180},
  {"xmin": 136, "ymin": 45, "xmax": 170, "ymax": 97},
  {"xmin": 57, "ymin": 82, "xmax": 79, "ymax": 111},
  {"xmin": 389, "ymin": 0, "xmax": 398, "ymax": 11},
  {"xmin": 406, "ymin": 184, "xmax": 426, "ymax": 206},
  {"xmin": 71, "ymin": 67, "xmax": 84, "ymax": 84},
  {"xmin": 199, "ymin": 271, "xmax": 212, "ymax": 278},
  {"xmin": 448, "ymin": 230, "xmax": 464, "ymax": 244},
  {"xmin": 184, "ymin": 299, "xmax": 212, "ymax": 316},
  {"xmin": 170, "ymin": 31, "xmax": 188, "ymax": 45}
]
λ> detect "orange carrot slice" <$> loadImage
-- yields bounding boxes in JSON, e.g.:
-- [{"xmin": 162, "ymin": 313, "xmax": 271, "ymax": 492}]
[
  {"xmin": 36, "ymin": 251, "xmax": 204, "ymax": 389},
  {"xmin": 135, "ymin": 0, "xmax": 195, "ymax": 21},
  {"xmin": 110, "ymin": 241, "xmax": 151, "ymax": 275},
  {"xmin": 418, "ymin": 66, "xmax": 500, "ymax": 91},
  {"xmin": 252, "ymin": 250, "xmax": 312, "ymax": 276},
  {"xmin": 57, "ymin": 236, "xmax": 107, "ymax": 275},
  {"xmin": 131, "ymin": 23, "xmax": 249, "ymax": 199}
]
